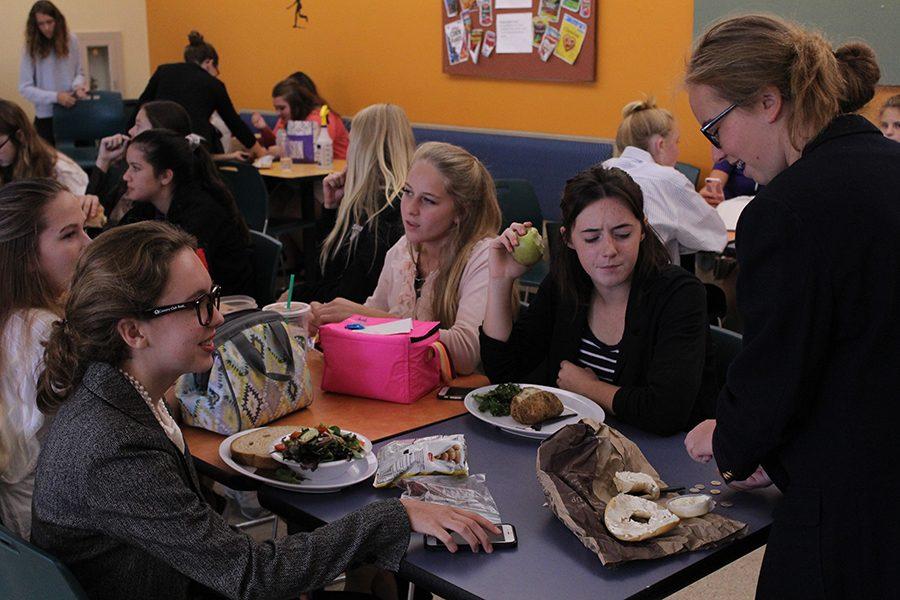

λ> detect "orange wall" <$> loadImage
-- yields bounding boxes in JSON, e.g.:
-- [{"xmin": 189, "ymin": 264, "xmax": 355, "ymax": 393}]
[
  {"xmin": 146, "ymin": 1, "xmax": 715, "ymax": 168},
  {"xmin": 144, "ymin": 1, "xmax": 896, "ymax": 177}
]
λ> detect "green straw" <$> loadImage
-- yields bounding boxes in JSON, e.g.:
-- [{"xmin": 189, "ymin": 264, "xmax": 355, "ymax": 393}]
[{"xmin": 286, "ymin": 274, "xmax": 295, "ymax": 309}]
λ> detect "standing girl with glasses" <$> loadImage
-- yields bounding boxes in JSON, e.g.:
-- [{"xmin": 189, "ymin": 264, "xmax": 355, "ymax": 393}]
[
  {"xmin": 118, "ymin": 129, "xmax": 254, "ymax": 297},
  {"xmin": 31, "ymin": 221, "xmax": 498, "ymax": 599},
  {"xmin": 0, "ymin": 179, "xmax": 90, "ymax": 539},
  {"xmin": 18, "ymin": 1, "xmax": 87, "ymax": 145},
  {"xmin": 681, "ymin": 14, "xmax": 899, "ymax": 597}
]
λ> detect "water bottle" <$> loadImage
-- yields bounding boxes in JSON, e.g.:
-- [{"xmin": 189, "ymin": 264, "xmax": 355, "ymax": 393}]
[
  {"xmin": 276, "ymin": 129, "xmax": 291, "ymax": 170},
  {"xmin": 316, "ymin": 106, "xmax": 334, "ymax": 169}
]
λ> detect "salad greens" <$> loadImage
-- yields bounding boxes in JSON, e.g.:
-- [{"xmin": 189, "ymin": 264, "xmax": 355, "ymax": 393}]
[
  {"xmin": 474, "ymin": 383, "xmax": 522, "ymax": 417},
  {"xmin": 273, "ymin": 424, "xmax": 366, "ymax": 471}
]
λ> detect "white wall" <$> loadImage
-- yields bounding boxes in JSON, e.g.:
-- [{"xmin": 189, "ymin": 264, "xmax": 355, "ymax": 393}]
[{"xmin": 1, "ymin": 0, "xmax": 150, "ymax": 118}]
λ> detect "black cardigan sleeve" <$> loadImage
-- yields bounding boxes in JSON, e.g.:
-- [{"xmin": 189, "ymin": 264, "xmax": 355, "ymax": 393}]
[
  {"xmin": 86, "ymin": 162, "xmax": 125, "ymax": 214},
  {"xmin": 480, "ymin": 276, "xmax": 560, "ymax": 383},
  {"xmin": 611, "ymin": 276, "xmax": 711, "ymax": 435},
  {"xmin": 211, "ymin": 79, "xmax": 257, "ymax": 149}
]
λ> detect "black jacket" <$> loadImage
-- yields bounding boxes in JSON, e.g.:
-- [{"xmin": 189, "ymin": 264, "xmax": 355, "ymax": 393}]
[
  {"xmin": 711, "ymin": 115, "xmax": 900, "ymax": 598},
  {"xmin": 481, "ymin": 265, "xmax": 718, "ymax": 435},
  {"xmin": 294, "ymin": 202, "xmax": 405, "ymax": 304},
  {"xmin": 31, "ymin": 363, "xmax": 411, "ymax": 600},
  {"xmin": 120, "ymin": 184, "xmax": 254, "ymax": 297},
  {"xmin": 137, "ymin": 63, "xmax": 256, "ymax": 153}
]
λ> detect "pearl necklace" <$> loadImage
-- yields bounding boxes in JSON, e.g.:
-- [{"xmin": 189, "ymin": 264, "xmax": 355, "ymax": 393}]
[{"xmin": 118, "ymin": 368, "xmax": 163, "ymax": 407}]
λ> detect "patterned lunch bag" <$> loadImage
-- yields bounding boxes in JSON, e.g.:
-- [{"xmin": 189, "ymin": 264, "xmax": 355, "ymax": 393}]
[{"xmin": 176, "ymin": 310, "xmax": 313, "ymax": 434}]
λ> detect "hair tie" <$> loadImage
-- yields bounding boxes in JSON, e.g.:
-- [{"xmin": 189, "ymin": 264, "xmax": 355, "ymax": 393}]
[{"xmin": 185, "ymin": 133, "xmax": 204, "ymax": 149}]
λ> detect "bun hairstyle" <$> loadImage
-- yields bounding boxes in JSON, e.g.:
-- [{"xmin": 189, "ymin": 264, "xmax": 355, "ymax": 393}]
[
  {"xmin": 37, "ymin": 222, "xmax": 197, "ymax": 414},
  {"xmin": 687, "ymin": 14, "xmax": 881, "ymax": 149},
  {"xmin": 410, "ymin": 142, "xmax": 502, "ymax": 327},
  {"xmin": 0, "ymin": 99, "xmax": 56, "ymax": 184},
  {"xmin": 26, "ymin": 1, "xmax": 69, "ymax": 60},
  {"xmin": 613, "ymin": 97, "xmax": 675, "ymax": 156},
  {"xmin": 554, "ymin": 165, "xmax": 670, "ymax": 307},
  {"xmin": 129, "ymin": 129, "xmax": 250, "ymax": 245},
  {"xmin": 184, "ymin": 30, "xmax": 218, "ymax": 67}
]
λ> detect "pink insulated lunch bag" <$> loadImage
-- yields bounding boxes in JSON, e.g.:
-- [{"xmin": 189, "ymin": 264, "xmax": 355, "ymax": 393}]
[{"xmin": 319, "ymin": 315, "xmax": 452, "ymax": 404}]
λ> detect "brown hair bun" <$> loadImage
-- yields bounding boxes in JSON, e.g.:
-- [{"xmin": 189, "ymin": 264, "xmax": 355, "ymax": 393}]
[{"xmin": 834, "ymin": 42, "xmax": 880, "ymax": 113}]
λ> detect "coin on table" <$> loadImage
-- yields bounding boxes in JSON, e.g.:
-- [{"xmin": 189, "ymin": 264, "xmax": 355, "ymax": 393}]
[
  {"xmin": 689, "ymin": 487, "xmax": 700, "ymax": 493},
  {"xmin": 694, "ymin": 484, "xmax": 706, "ymax": 490},
  {"xmin": 720, "ymin": 501, "xmax": 733, "ymax": 507},
  {"xmin": 709, "ymin": 489, "xmax": 721, "ymax": 495},
  {"xmin": 710, "ymin": 480, "xmax": 722, "ymax": 486}
]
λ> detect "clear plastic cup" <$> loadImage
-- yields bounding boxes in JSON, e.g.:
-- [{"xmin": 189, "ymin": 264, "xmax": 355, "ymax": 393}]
[
  {"xmin": 220, "ymin": 295, "xmax": 258, "ymax": 315},
  {"xmin": 263, "ymin": 301, "xmax": 311, "ymax": 344}
]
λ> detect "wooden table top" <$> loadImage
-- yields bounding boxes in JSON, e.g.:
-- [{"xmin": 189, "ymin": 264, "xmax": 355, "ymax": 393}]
[
  {"xmin": 257, "ymin": 159, "xmax": 346, "ymax": 180},
  {"xmin": 181, "ymin": 350, "xmax": 486, "ymax": 477}
]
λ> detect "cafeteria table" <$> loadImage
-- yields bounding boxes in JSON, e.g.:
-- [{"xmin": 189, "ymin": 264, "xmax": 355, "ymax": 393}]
[
  {"xmin": 259, "ymin": 414, "xmax": 780, "ymax": 600},
  {"xmin": 181, "ymin": 350, "xmax": 487, "ymax": 489}
]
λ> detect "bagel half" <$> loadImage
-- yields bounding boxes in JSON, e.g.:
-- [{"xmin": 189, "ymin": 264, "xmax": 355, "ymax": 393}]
[
  {"xmin": 603, "ymin": 493, "xmax": 680, "ymax": 542},
  {"xmin": 613, "ymin": 471, "xmax": 661, "ymax": 500}
]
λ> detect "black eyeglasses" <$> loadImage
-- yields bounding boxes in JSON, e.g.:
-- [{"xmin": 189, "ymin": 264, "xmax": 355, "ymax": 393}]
[
  {"xmin": 142, "ymin": 284, "xmax": 222, "ymax": 326},
  {"xmin": 699, "ymin": 103, "xmax": 737, "ymax": 149}
]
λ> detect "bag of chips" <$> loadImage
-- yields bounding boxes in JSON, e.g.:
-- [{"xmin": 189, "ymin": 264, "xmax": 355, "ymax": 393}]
[{"xmin": 373, "ymin": 434, "xmax": 468, "ymax": 488}]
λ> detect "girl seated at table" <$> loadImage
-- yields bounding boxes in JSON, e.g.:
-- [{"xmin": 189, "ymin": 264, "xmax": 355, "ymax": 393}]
[
  {"xmin": 117, "ymin": 129, "xmax": 254, "ymax": 296},
  {"xmin": 251, "ymin": 78, "xmax": 349, "ymax": 159},
  {"xmin": 0, "ymin": 99, "xmax": 102, "ymax": 223},
  {"xmin": 30, "ymin": 221, "xmax": 498, "ymax": 599},
  {"xmin": 0, "ymin": 179, "xmax": 89, "ymax": 539},
  {"xmin": 481, "ymin": 165, "xmax": 717, "ymax": 435},
  {"xmin": 311, "ymin": 142, "xmax": 502, "ymax": 376},
  {"xmin": 290, "ymin": 103, "xmax": 414, "ymax": 304},
  {"xmin": 89, "ymin": 100, "xmax": 193, "ymax": 225},
  {"xmin": 603, "ymin": 98, "xmax": 727, "ymax": 266}
]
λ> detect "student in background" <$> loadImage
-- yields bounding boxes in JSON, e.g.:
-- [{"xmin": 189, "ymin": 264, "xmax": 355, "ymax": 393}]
[
  {"xmin": 482, "ymin": 165, "xmax": 717, "ymax": 435},
  {"xmin": 117, "ymin": 129, "xmax": 254, "ymax": 296},
  {"xmin": 291, "ymin": 103, "xmax": 414, "ymax": 303},
  {"xmin": 18, "ymin": 1, "xmax": 87, "ymax": 145},
  {"xmin": 0, "ymin": 179, "xmax": 90, "ymax": 539},
  {"xmin": 699, "ymin": 152, "xmax": 760, "ymax": 207},
  {"xmin": 311, "ymin": 142, "xmax": 502, "ymax": 376},
  {"xmin": 251, "ymin": 78, "xmax": 349, "ymax": 159},
  {"xmin": 89, "ymin": 100, "xmax": 193, "ymax": 225},
  {"xmin": 136, "ymin": 31, "xmax": 266, "ymax": 158},
  {"xmin": 603, "ymin": 98, "xmax": 727, "ymax": 265},
  {"xmin": 682, "ymin": 14, "xmax": 898, "ymax": 596},
  {"xmin": 30, "ymin": 221, "xmax": 498, "ymax": 599},
  {"xmin": 0, "ymin": 99, "xmax": 102, "ymax": 224},
  {"xmin": 878, "ymin": 94, "xmax": 900, "ymax": 142}
]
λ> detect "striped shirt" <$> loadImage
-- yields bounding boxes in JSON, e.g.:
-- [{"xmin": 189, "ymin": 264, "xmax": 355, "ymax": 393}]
[{"xmin": 578, "ymin": 328, "xmax": 621, "ymax": 383}]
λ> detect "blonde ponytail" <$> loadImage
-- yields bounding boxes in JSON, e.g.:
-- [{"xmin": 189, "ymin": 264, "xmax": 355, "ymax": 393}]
[{"xmin": 613, "ymin": 96, "xmax": 674, "ymax": 156}]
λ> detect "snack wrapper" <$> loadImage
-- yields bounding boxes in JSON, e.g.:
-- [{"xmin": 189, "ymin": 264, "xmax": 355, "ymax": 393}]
[
  {"xmin": 399, "ymin": 474, "xmax": 501, "ymax": 523},
  {"xmin": 374, "ymin": 434, "xmax": 468, "ymax": 488}
]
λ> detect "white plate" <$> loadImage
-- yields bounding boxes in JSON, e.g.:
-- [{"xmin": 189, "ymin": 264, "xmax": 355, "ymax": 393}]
[
  {"xmin": 464, "ymin": 384, "xmax": 604, "ymax": 440},
  {"xmin": 218, "ymin": 428, "xmax": 377, "ymax": 493}
]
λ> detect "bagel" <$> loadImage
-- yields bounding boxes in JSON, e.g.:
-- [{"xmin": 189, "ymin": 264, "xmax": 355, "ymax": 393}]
[
  {"xmin": 603, "ymin": 493, "xmax": 680, "ymax": 542},
  {"xmin": 613, "ymin": 471, "xmax": 661, "ymax": 500},
  {"xmin": 667, "ymin": 494, "xmax": 714, "ymax": 518}
]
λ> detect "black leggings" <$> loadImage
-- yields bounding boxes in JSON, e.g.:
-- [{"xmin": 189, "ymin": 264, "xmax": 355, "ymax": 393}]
[{"xmin": 33, "ymin": 117, "xmax": 55, "ymax": 146}]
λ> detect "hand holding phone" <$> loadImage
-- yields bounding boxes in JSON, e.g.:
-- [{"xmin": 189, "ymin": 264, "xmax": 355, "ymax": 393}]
[{"xmin": 425, "ymin": 523, "xmax": 517, "ymax": 551}]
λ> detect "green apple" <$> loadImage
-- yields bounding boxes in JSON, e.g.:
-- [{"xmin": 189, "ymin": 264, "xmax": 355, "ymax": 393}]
[{"xmin": 512, "ymin": 226, "xmax": 544, "ymax": 267}]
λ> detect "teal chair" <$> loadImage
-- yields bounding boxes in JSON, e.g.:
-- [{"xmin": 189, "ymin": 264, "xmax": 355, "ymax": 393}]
[
  {"xmin": 52, "ymin": 91, "xmax": 125, "ymax": 170},
  {"xmin": 675, "ymin": 161, "xmax": 701, "ymax": 188},
  {"xmin": 250, "ymin": 230, "xmax": 283, "ymax": 306},
  {"xmin": 218, "ymin": 161, "xmax": 269, "ymax": 232},
  {"xmin": 710, "ymin": 325, "xmax": 742, "ymax": 388},
  {"xmin": 496, "ymin": 179, "xmax": 547, "ymax": 289},
  {"xmin": 0, "ymin": 524, "xmax": 87, "ymax": 599}
]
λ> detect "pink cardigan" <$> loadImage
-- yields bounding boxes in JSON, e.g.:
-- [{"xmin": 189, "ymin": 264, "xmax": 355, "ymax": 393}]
[{"xmin": 365, "ymin": 236, "xmax": 491, "ymax": 375}]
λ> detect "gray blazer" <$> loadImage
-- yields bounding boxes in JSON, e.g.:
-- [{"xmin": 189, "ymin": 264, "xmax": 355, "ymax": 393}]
[{"xmin": 31, "ymin": 362, "xmax": 411, "ymax": 600}]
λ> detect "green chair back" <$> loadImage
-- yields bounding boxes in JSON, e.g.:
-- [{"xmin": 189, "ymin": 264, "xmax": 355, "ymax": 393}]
[
  {"xmin": 250, "ymin": 230, "xmax": 283, "ymax": 306},
  {"xmin": 0, "ymin": 524, "xmax": 87, "ymax": 599},
  {"xmin": 495, "ymin": 179, "xmax": 544, "ymax": 231},
  {"xmin": 219, "ymin": 161, "xmax": 269, "ymax": 233},
  {"xmin": 52, "ymin": 91, "xmax": 125, "ymax": 170},
  {"xmin": 675, "ymin": 161, "xmax": 701, "ymax": 188}
]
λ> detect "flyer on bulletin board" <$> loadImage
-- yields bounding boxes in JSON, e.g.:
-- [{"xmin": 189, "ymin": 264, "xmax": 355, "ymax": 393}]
[
  {"xmin": 554, "ymin": 13, "xmax": 587, "ymax": 64},
  {"xmin": 445, "ymin": 20, "xmax": 469, "ymax": 65}
]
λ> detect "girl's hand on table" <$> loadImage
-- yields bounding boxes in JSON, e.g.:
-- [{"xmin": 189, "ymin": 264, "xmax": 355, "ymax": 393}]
[
  {"xmin": 400, "ymin": 498, "xmax": 500, "ymax": 553},
  {"xmin": 556, "ymin": 360, "xmax": 599, "ymax": 399},
  {"xmin": 322, "ymin": 169, "xmax": 347, "ymax": 208},
  {"xmin": 685, "ymin": 419, "xmax": 716, "ymax": 463},
  {"xmin": 729, "ymin": 466, "xmax": 773, "ymax": 491},
  {"xmin": 489, "ymin": 221, "xmax": 533, "ymax": 281}
]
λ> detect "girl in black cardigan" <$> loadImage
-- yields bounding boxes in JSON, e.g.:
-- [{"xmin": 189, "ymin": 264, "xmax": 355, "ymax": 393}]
[
  {"xmin": 118, "ymin": 129, "xmax": 254, "ymax": 297},
  {"xmin": 481, "ymin": 165, "xmax": 716, "ymax": 435}
]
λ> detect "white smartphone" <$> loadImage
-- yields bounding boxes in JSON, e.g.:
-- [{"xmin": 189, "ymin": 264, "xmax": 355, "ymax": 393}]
[{"xmin": 424, "ymin": 523, "xmax": 517, "ymax": 551}]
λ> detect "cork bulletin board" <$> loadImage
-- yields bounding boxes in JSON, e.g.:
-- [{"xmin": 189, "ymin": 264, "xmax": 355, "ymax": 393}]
[{"xmin": 442, "ymin": 0, "xmax": 598, "ymax": 83}]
